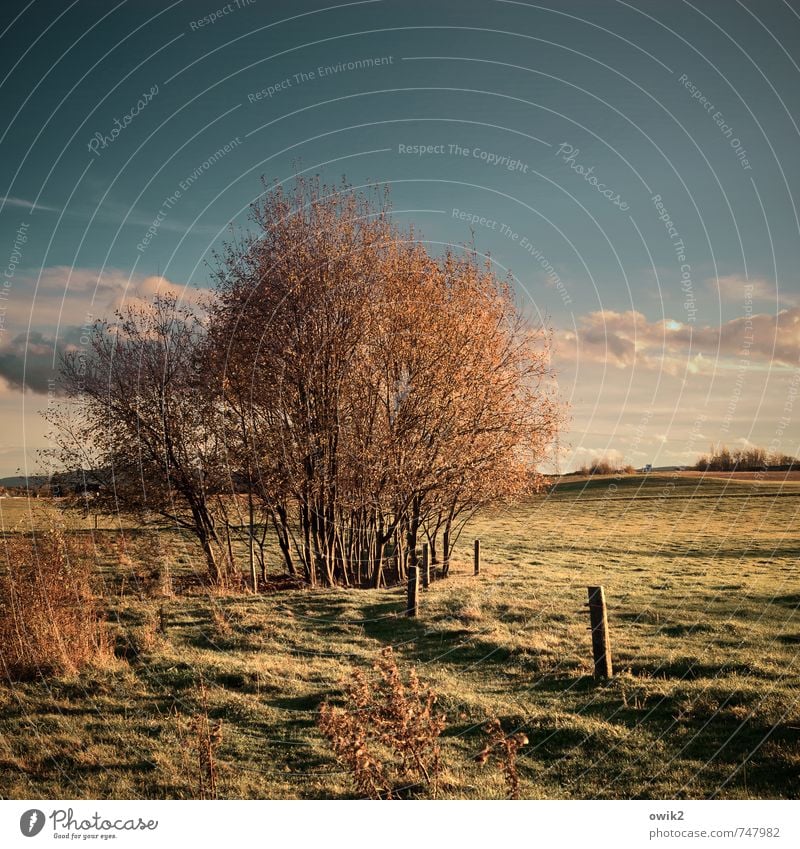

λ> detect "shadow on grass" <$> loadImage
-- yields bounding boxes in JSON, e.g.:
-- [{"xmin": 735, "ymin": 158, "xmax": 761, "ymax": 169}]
[
  {"xmin": 621, "ymin": 658, "xmax": 771, "ymax": 680},
  {"xmin": 357, "ymin": 599, "xmax": 521, "ymax": 669},
  {"xmin": 769, "ymin": 592, "xmax": 800, "ymax": 608}
]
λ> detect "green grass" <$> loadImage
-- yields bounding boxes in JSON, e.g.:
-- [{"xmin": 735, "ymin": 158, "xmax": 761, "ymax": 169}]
[{"xmin": 1, "ymin": 474, "xmax": 798, "ymax": 799}]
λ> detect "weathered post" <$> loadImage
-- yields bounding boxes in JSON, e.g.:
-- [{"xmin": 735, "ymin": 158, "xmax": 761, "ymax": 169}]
[
  {"xmin": 421, "ymin": 542, "xmax": 430, "ymax": 588},
  {"xmin": 587, "ymin": 586, "xmax": 613, "ymax": 678},
  {"xmin": 442, "ymin": 529, "xmax": 450, "ymax": 578},
  {"xmin": 474, "ymin": 539, "xmax": 481, "ymax": 575},
  {"xmin": 407, "ymin": 565, "xmax": 419, "ymax": 617}
]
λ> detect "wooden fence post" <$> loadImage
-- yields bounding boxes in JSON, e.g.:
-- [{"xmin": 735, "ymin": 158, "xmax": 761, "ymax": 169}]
[
  {"xmin": 421, "ymin": 543, "xmax": 430, "ymax": 588},
  {"xmin": 474, "ymin": 539, "xmax": 481, "ymax": 575},
  {"xmin": 407, "ymin": 565, "xmax": 419, "ymax": 617},
  {"xmin": 587, "ymin": 586, "xmax": 613, "ymax": 678}
]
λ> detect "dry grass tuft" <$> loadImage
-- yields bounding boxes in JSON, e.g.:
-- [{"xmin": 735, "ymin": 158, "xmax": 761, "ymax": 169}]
[
  {"xmin": 0, "ymin": 514, "xmax": 110, "ymax": 681},
  {"xmin": 459, "ymin": 605, "xmax": 484, "ymax": 622}
]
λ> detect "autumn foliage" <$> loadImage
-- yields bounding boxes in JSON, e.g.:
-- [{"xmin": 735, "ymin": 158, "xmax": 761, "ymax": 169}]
[
  {"xmin": 209, "ymin": 177, "xmax": 560, "ymax": 586},
  {"xmin": 50, "ymin": 177, "xmax": 561, "ymax": 587}
]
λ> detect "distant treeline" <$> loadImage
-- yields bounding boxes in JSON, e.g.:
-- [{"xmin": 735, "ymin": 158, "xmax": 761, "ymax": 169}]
[
  {"xmin": 695, "ymin": 445, "xmax": 798, "ymax": 471},
  {"xmin": 576, "ymin": 461, "xmax": 635, "ymax": 476}
]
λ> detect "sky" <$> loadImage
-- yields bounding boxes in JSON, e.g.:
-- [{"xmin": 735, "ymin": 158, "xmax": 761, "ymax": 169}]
[{"xmin": 1, "ymin": 0, "xmax": 799, "ymax": 476}]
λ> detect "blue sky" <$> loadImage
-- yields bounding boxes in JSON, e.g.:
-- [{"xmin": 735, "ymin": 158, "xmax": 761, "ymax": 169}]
[{"xmin": 1, "ymin": 0, "xmax": 799, "ymax": 476}]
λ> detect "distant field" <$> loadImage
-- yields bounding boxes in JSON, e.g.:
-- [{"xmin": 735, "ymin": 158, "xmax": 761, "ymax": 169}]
[
  {"xmin": 678, "ymin": 470, "xmax": 800, "ymax": 482},
  {"xmin": 0, "ymin": 497, "xmax": 139, "ymax": 531},
  {"xmin": 1, "ymin": 474, "xmax": 798, "ymax": 799}
]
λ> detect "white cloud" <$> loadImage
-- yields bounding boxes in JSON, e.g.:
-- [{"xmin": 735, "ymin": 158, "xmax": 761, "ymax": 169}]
[
  {"xmin": 711, "ymin": 274, "xmax": 798, "ymax": 307},
  {"xmin": 0, "ymin": 196, "xmax": 60, "ymax": 213},
  {"xmin": 0, "ymin": 267, "xmax": 208, "ymax": 396},
  {"xmin": 1, "ymin": 266, "xmax": 207, "ymax": 331}
]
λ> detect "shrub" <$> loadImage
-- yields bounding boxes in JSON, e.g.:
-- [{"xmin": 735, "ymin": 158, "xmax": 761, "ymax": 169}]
[
  {"xmin": 0, "ymin": 517, "xmax": 109, "ymax": 681},
  {"xmin": 318, "ymin": 647, "xmax": 445, "ymax": 798},
  {"xmin": 474, "ymin": 718, "xmax": 529, "ymax": 799}
]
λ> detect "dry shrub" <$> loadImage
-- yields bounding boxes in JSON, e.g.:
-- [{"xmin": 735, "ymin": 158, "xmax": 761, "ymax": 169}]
[
  {"xmin": 475, "ymin": 718, "xmax": 528, "ymax": 799},
  {"xmin": 0, "ymin": 517, "xmax": 110, "ymax": 681},
  {"xmin": 458, "ymin": 605, "xmax": 483, "ymax": 623},
  {"xmin": 318, "ymin": 647, "xmax": 445, "ymax": 798}
]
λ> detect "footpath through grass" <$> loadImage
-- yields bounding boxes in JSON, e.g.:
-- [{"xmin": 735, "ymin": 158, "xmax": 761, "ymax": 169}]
[{"xmin": 0, "ymin": 474, "xmax": 798, "ymax": 799}]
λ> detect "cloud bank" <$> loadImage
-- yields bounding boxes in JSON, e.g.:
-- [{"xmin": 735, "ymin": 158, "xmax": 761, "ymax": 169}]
[
  {"xmin": 557, "ymin": 307, "xmax": 800, "ymax": 374},
  {"xmin": 0, "ymin": 267, "xmax": 204, "ymax": 394}
]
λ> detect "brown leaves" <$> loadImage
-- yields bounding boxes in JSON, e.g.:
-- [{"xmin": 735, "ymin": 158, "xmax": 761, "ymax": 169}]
[
  {"xmin": 209, "ymin": 177, "xmax": 563, "ymax": 586},
  {"xmin": 52, "ymin": 176, "xmax": 564, "ymax": 588}
]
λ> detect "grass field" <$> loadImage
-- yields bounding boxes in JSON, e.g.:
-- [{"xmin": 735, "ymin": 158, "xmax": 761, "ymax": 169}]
[{"xmin": 1, "ymin": 473, "xmax": 798, "ymax": 799}]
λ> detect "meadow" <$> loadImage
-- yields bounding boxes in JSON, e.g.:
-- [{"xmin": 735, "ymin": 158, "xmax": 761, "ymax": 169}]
[{"xmin": 0, "ymin": 472, "xmax": 798, "ymax": 799}]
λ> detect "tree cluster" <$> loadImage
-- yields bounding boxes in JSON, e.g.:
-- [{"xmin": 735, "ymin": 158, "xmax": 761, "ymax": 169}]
[
  {"xmin": 695, "ymin": 445, "xmax": 798, "ymax": 472},
  {"xmin": 576, "ymin": 460, "xmax": 635, "ymax": 476},
  {"xmin": 49, "ymin": 178, "xmax": 561, "ymax": 588}
]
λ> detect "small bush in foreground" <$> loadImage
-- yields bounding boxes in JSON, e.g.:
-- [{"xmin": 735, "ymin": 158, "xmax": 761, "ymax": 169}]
[
  {"xmin": 475, "ymin": 718, "xmax": 529, "ymax": 799},
  {"xmin": 319, "ymin": 647, "xmax": 445, "ymax": 798},
  {"xmin": 0, "ymin": 517, "xmax": 109, "ymax": 681}
]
